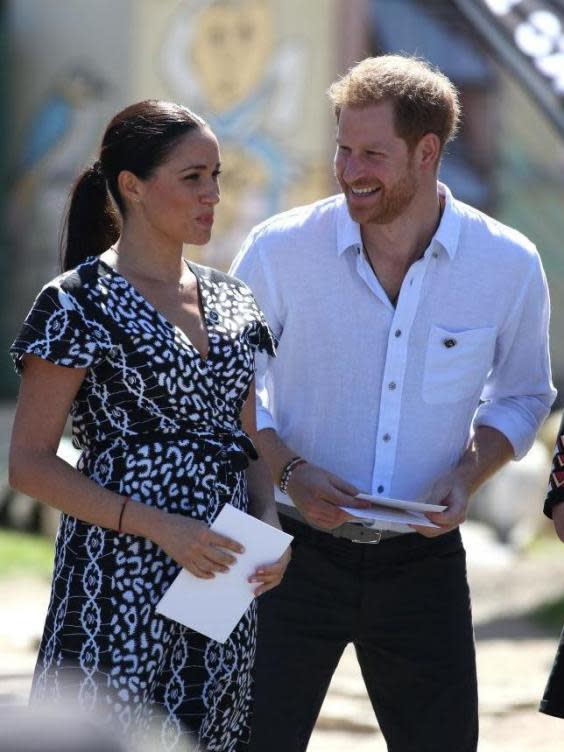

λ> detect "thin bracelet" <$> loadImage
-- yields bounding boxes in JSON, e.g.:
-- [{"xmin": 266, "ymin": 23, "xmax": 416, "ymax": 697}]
[
  {"xmin": 279, "ymin": 457, "xmax": 307, "ymax": 494},
  {"xmin": 117, "ymin": 497, "xmax": 131, "ymax": 534}
]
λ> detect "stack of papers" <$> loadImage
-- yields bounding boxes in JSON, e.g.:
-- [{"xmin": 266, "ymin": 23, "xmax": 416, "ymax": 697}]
[
  {"xmin": 275, "ymin": 489, "xmax": 445, "ymax": 530},
  {"xmin": 342, "ymin": 493, "xmax": 446, "ymax": 528},
  {"xmin": 156, "ymin": 504, "xmax": 293, "ymax": 643}
]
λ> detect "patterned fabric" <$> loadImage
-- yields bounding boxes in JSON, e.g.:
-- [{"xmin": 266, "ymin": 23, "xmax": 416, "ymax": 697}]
[
  {"xmin": 544, "ymin": 413, "xmax": 564, "ymax": 519},
  {"xmin": 10, "ymin": 256, "xmax": 276, "ymax": 751}
]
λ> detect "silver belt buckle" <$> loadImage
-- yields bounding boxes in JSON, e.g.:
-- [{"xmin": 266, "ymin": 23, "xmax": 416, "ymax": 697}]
[{"xmin": 351, "ymin": 523, "xmax": 382, "ymax": 544}]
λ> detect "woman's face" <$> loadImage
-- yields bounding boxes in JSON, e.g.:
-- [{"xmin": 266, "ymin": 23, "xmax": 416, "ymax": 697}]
[{"xmin": 136, "ymin": 127, "xmax": 221, "ymax": 246}]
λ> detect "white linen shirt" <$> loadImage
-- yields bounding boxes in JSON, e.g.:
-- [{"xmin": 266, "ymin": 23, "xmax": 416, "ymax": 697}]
[{"xmin": 230, "ymin": 183, "xmax": 556, "ymax": 504}]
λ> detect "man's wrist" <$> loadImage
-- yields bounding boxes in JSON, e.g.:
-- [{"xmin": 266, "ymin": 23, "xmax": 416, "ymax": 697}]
[{"xmin": 279, "ymin": 456, "xmax": 307, "ymax": 494}]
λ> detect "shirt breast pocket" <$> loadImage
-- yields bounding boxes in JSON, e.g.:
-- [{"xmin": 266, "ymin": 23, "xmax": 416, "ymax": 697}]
[{"xmin": 422, "ymin": 325, "xmax": 495, "ymax": 404}]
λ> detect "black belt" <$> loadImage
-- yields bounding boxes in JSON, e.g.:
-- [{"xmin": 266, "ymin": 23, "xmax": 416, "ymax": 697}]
[{"xmin": 276, "ymin": 501, "xmax": 405, "ymax": 544}]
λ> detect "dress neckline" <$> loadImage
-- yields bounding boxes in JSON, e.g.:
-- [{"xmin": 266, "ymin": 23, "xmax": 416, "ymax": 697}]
[{"xmin": 96, "ymin": 256, "xmax": 211, "ymax": 363}]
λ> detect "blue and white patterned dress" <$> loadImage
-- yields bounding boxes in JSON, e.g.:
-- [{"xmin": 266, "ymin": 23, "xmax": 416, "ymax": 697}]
[{"xmin": 10, "ymin": 256, "xmax": 276, "ymax": 752}]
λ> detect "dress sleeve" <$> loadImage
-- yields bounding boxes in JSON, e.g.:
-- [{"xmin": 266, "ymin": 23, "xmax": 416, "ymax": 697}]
[
  {"xmin": 10, "ymin": 283, "xmax": 102, "ymax": 375},
  {"xmin": 544, "ymin": 414, "xmax": 564, "ymax": 519}
]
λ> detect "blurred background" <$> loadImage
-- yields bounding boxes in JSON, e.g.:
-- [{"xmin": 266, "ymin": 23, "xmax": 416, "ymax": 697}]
[{"xmin": 1, "ymin": 1, "xmax": 564, "ymax": 749}]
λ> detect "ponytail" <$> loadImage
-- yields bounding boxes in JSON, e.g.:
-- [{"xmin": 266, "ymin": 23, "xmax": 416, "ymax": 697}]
[
  {"xmin": 60, "ymin": 161, "xmax": 120, "ymax": 272},
  {"xmin": 59, "ymin": 100, "xmax": 206, "ymax": 272}
]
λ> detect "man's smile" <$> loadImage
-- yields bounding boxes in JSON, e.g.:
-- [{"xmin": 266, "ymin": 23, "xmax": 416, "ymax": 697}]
[{"xmin": 349, "ymin": 186, "xmax": 381, "ymax": 196}]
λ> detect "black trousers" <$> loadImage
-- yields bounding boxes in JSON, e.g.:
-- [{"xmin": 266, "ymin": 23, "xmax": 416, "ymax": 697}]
[
  {"xmin": 540, "ymin": 626, "xmax": 564, "ymax": 718},
  {"xmin": 249, "ymin": 518, "xmax": 478, "ymax": 752}
]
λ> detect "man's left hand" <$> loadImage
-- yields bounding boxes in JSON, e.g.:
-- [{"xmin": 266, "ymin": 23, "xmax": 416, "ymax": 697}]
[{"xmin": 411, "ymin": 472, "xmax": 470, "ymax": 538}]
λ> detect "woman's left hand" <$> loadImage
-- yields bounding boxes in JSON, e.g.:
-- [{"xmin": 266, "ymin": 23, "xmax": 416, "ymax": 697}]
[{"xmin": 249, "ymin": 546, "xmax": 291, "ymax": 597}]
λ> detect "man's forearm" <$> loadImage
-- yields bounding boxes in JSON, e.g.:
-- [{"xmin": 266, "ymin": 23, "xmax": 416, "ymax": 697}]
[
  {"xmin": 454, "ymin": 425, "xmax": 514, "ymax": 496},
  {"xmin": 254, "ymin": 428, "xmax": 302, "ymax": 489}
]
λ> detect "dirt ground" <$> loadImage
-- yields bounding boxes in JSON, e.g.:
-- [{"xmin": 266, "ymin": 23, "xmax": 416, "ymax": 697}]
[{"xmin": 1, "ymin": 523, "xmax": 564, "ymax": 750}]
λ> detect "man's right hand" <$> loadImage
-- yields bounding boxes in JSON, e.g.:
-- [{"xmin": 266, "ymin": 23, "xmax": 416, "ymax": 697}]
[{"xmin": 286, "ymin": 463, "xmax": 367, "ymax": 529}]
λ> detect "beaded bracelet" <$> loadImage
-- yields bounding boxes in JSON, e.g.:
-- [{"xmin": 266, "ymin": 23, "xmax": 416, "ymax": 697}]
[
  {"xmin": 117, "ymin": 497, "xmax": 131, "ymax": 534},
  {"xmin": 279, "ymin": 456, "xmax": 307, "ymax": 494}
]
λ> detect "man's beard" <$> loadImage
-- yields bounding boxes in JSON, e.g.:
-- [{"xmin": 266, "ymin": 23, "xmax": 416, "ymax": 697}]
[{"xmin": 347, "ymin": 167, "xmax": 419, "ymax": 225}]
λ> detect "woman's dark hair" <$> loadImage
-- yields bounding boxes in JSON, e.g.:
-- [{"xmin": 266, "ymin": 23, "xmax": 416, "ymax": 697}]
[{"xmin": 61, "ymin": 100, "xmax": 206, "ymax": 271}]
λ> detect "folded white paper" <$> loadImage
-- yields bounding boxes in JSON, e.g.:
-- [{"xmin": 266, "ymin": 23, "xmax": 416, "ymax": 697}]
[
  {"xmin": 342, "ymin": 494, "xmax": 446, "ymax": 529},
  {"xmin": 156, "ymin": 504, "xmax": 293, "ymax": 643},
  {"xmin": 355, "ymin": 494, "xmax": 446, "ymax": 514},
  {"xmin": 275, "ymin": 488, "xmax": 445, "ymax": 531}
]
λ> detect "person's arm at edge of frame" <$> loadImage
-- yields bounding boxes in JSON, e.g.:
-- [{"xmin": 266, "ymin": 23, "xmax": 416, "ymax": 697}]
[
  {"xmin": 9, "ymin": 354, "xmax": 244, "ymax": 579},
  {"xmin": 241, "ymin": 380, "xmax": 291, "ymax": 596},
  {"xmin": 543, "ymin": 413, "xmax": 564, "ymax": 542},
  {"xmin": 552, "ymin": 503, "xmax": 564, "ymax": 542}
]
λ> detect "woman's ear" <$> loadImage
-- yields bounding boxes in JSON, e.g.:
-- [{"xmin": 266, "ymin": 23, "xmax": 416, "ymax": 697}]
[{"xmin": 117, "ymin": 170, "xmax": 144, "ymax": 208}]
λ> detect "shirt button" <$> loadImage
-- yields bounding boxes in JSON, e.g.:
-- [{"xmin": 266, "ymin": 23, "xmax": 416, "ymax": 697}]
[
  {"xmin": 432, "ymin": 251, "xmax": 438, "ymax": 258},
  {"xmin": 443, "ymin": 338, "xmax": 457, "ymax": 348},
  {"xmin": 394, "ymin": 329, "xmax": 402, "ymax": 337},
  {"xmin": 383, "ymin": 433, "xmax": 391, "ymax": 442},
  {"xmin": 388, "ymin": 381, "xmax": 396, "ymax": 391},
  {"xmin": 377, "ymin": 484, "xmax": 384, "ymax": 494}
]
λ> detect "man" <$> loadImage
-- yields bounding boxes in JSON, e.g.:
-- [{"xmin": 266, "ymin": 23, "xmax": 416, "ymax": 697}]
[{"xmin": 230, "ymin": 55, "xmax": 556, "ymax": 752}]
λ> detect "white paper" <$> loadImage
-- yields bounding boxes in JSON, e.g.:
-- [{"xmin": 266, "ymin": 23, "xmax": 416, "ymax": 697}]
[
  {"xmin": 342, "ymin": 505, "xmax": 439, "ymax": 528},
  {"xmin": 275, "ymin": 488, "xmax": 445, "ymax": 530},
  {"xmin": 355, "ymin": 493, "xmax": 446, "ymax": 514},
  {"xmin": 156, "ymin": 505, "xmax": 293, "ymax": 643},
  {"xmin": 342, "ymin": 495, "xmax": 446, "ymax": 528}
]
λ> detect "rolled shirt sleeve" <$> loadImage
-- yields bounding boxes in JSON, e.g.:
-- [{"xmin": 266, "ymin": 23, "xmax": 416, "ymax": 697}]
[
  {"xmin": 473, "ymin": 249, "xmax": 556, "ymax": 459},
  {"xmin": 230, "ymin": 226, "xmax": 283, "ymax": 433}
]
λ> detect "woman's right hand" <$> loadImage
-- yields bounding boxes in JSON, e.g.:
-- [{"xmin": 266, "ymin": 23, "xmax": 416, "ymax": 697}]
[{"xmin": 154, "ymin": 513, "xmax": 244, "ymax": 579}]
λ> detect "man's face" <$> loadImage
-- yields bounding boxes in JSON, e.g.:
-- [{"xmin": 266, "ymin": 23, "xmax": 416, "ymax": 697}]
[{"xmin": 334, "ymin": 101, "xmax": 420, "ymax": 225}]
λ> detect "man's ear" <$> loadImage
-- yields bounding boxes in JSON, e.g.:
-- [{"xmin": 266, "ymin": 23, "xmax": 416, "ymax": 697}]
[{"xmin": 416, "ymin": 133, "xmax": 441, "ymax": 171}]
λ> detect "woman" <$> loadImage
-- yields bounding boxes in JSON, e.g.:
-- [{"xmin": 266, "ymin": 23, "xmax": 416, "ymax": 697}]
[
  {"xmin": 9, "ymin": 100, "xmax": 288, "ymax": 751},
  {"xmin": 540, "ymin": 415, "xmax": 564, "ymax": 719}
]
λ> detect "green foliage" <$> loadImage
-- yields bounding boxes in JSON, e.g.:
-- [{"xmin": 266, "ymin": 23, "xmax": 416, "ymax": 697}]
[
  {"xmin": 0, "ymin": 528, "xmax": 54, "ymax": 580},
  {"xmin": 531, "ymin": 596, "xmax": 564, "ymax": 635}
]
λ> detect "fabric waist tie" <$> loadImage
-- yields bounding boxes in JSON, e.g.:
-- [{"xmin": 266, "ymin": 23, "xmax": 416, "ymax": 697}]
[{"xmin": 82, "ymin": 424, "xmax": 258, "ymax": 473}]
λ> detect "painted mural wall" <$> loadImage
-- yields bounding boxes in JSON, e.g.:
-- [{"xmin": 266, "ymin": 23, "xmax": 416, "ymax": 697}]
[
  {"xmin": 131, "ymin": 0, "xmax": 336, "ymax": 268},
  {"xmin": 5, "ymin": 0, "xmax": 564, "ymax": 397},
  {"xmin": 4, "ymin": 0, "xmax": 338, "ymax": 394}
]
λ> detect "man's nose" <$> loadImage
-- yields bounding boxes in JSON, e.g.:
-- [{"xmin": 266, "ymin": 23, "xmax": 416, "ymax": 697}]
[{"xmin": 342, "ymin": 156, "xmax": 364, "ymax": 184}]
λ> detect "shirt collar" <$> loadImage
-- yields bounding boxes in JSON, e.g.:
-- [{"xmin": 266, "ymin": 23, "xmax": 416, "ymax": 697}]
[
  {"xmin": 335, "ymin": 182, "xmax": 462, "ymax": 259},
  {"xmin": 433, "ymin": 182, "xmax": 461, "ymax": 259},
  {"xmin": 336, "ymin": 195, "xmax": 362, "ymax": 256}
]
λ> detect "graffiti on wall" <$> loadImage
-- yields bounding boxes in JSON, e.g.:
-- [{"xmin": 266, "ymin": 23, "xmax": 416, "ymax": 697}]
[{"xmin": 9, "ymin": 66, "xmax": 109, "ymax": 290}]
